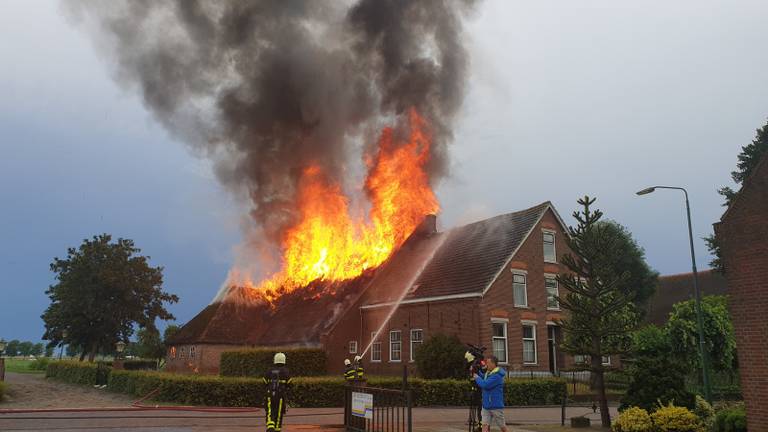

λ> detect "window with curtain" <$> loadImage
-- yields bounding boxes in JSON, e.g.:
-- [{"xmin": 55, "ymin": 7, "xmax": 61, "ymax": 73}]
[
  {"xmin": 513, "ymin": 273, "xmax": 528, "ymax": 307},
  {"xmin": 522, "ymin": 324, "xmax": 537, "ymax": 364}
]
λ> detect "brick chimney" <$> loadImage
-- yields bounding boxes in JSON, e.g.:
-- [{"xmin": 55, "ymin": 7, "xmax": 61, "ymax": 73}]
[{"xmin": 414, "ymin": 214, "xmax": 437, "ymax": 236}]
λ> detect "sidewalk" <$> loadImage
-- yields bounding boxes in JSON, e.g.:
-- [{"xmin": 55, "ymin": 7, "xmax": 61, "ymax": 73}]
[
  {"xmin": 0, "ymin": 406, "xmax": 617, "ymax": 431},
  {"xmin": 412, "ymin": 406, "xmax": 618, "ymax": 430}
]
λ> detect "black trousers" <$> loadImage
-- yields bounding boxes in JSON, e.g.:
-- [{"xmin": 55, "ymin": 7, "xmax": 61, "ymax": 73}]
[{"xmin": 265, "ymin": 395, "xmax": 286, "ymax": 431}]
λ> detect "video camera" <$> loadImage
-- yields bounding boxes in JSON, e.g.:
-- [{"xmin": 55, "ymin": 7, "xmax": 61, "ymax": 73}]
[{"xmin": 464, "ymin": 343, "xmax": 486, "ymax": 376}]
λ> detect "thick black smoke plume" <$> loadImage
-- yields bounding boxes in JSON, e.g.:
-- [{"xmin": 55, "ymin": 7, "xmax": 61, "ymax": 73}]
[{"xmin": 66, "ymin": 0, "xmax": 476, "ymax": 244}]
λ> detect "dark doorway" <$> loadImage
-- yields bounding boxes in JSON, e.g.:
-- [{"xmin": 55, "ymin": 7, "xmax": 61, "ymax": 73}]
[{"xmin": 547, "ymin": 325, "xmax": 560, "ymax": 375}]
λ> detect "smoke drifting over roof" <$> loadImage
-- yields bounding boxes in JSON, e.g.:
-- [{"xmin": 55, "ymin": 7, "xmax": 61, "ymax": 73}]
[{"xmin": 66, "ymin": 0, "xmax": 476, "ymax": 249}]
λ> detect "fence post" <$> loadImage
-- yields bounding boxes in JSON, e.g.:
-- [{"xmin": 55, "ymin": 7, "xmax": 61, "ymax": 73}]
[
  {"xmin": 343, "ymin": 385, "xmax": 349, "ymax": 429},
  {"xmin": 561, "ymin": 385, "xmax": 567, "ymax": 426},
  {"xmin": 406, "ymin": 388, "xmax": 413, "ymax": 432}
]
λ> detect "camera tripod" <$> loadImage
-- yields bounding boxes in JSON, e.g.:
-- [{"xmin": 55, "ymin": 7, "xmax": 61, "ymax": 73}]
[{"xmin": 467, "ymin": 381, "xmax": 483, "ymax": 432}]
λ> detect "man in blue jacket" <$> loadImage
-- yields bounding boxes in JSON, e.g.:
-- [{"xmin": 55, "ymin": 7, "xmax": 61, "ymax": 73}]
[{"xmin": 474, "ymin": 355, "xmax": 508, "ymax": 432}]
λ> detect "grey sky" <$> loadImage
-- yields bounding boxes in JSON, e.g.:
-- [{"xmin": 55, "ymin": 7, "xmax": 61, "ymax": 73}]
[{"xmin": 1, "ymin": 0, "xmax": 766, "ymax": 343}]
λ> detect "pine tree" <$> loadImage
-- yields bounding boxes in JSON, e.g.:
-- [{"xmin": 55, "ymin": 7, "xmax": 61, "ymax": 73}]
[{"xmin": 556, "ymin": 196, "xmax": 640, "ymax": 427}]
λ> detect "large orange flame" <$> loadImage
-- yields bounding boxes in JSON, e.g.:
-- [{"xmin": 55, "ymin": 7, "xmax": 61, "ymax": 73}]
[{"xmin": 236, "ymin": 109, "xmax": 439, "ymax": 302}]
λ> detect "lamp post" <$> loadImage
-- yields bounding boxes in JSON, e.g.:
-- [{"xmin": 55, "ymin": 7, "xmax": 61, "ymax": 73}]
[
  {"xmin": 115, "ymin": 341, "xmax": 126, "ymax": 359},
  {"xmin": 0, "ymin": 339, "xmax": 7, "ymax": 382},
  {"xmin": 636, "ymin": 185, "xmax": 713, "ymax": 402},
  {"xmin": 59, "ymin": 330, "xmax": 68, "ymax": 360},
  {"xmin": 114, "ymin": 341, "xmax": 126, "ymax": 371}
]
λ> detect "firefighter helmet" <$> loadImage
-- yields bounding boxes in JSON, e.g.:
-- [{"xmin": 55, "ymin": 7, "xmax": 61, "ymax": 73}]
[
  {"xmin": 273, "ymin": 352, "xmax": 286, "ymax": 364},
  {"xmin": 344, "ymin": 358, "xmax": 351, "ymax": 366}
]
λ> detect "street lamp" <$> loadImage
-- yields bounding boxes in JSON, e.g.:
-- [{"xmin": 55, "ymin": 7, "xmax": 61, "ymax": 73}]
[
  {"xmin": 636, "ymin": 185, "xmax": 713, "ymax": 402},
  {"xmin": 59, "ymin": 330, "xmax": 68, "ymax": 360},
  {"xmin": 0, "ymin": 338, "xmax": 6, "ymax": 382},
  {"xmin": 115, "ymin": 341, "xmax": 126, "ymax": 360}
]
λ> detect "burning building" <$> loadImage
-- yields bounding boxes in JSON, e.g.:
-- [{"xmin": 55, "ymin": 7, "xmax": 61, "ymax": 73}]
[
  {"xmin": 63, "ymin": 1, "xmax": 585, "ymax": 377},
  {"xmin": 166, "ymin": 201, "xmax": 580, "ymax": 376}
]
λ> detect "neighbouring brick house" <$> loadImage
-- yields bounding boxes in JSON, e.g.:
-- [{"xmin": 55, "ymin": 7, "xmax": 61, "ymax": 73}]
[
  {"xmin": 167, "ymin": 201, "xmax": 591, "ymax": 376},
  {"xmin": 645, "ymin": 270, "xmax": 728, "ymax": 326},
  {"xmin": 714, "ymin": 153, "xmax": 768, "ymax": 430}
]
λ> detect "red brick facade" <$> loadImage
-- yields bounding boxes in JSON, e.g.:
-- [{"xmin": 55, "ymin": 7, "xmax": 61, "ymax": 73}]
[
  {"xmin": 165, "ymin": 343, "xmax": 236, "ymax": 374},
  {"xmin": 715, "ymin": 156, "xmax": 768, "ymax": 430},
  {"xmin": 323, "ymin": 208, "xmax": 579, "ymax": 376}
]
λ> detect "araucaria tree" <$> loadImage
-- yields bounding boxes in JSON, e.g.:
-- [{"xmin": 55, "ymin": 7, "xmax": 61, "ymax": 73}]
[
  {"xmin": 557, "ymin": 197, "xmax": 640, "ymax": 427},
  {"xmin": 42, "ymin": 234, "xmax": 178, "ymax": 362}
]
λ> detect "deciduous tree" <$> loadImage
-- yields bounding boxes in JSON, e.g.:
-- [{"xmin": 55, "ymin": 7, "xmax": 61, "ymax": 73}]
[
  {"xmin": 594, "ymin": 220, "xmax": 658, "ymax": 311},
  {"xmin": 665, "ymin": 295, "xmax": 736, "ymax": 373},
  {"xmin": 41, "ymin": 234, "xmax": 178, "ymax": 362}
]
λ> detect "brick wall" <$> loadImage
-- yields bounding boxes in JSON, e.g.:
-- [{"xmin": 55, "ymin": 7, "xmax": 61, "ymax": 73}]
[
  {"xmin": 715, "ymin": 157, "xmax": 768, "ymax": 430},
  {"xmin": 480, "ymin": 208, "xmax": 576, "ymax": 373},
  {"xmin": 165, "ymin": 343, "xmax": 240, "ymax": 374}
]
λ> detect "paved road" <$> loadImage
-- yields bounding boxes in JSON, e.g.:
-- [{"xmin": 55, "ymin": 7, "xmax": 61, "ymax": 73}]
[{"xmin": 1, "ymin": 372, "xmax": 135, "ymax": 409}]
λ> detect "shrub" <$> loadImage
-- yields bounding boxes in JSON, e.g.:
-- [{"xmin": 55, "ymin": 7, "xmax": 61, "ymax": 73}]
[
  {"xmin": 693, "ymin": 395, "xmax": 715, "ymax": 430},
  {"xmin": 220, "ymin": 348, "xmax": 326, "ymax": 377},
  {"xmin": 47, "ymin": 358, "xmax": 565, "ymax": 408},
  {"xmin": 46, "ymin": 360, "xmax": 106, "ymax": 385},
  {"xmin": 0, "ymin": 381, "xmax": 6, "ymax": 402},
  {"xmin": 105, "ymin": 370, "xmax": 565, "ymax": 408},
  {"xmin": 621, "ymin": 326, "xmax": 695, "ymax": 412},
  {"xmin": 650, "ymin": 403, "xmax": 704, "ymax": 432},
  {"xmin": 105, "ymin": 359, "xmax": 158, "ymax": 370},
  {"xmin": 29, "ymin": 357, "xmax": 50, "ymax": 371},
  {"xmin": 714, "ymin": 404, "xmax": 747, "ymax": 432},
  {"xmin": 613, "ymin": 407, "xmax": 653, "ymax": 432},
  {"xmin": 413, "ymin": 334, "xmax": 468, "ymax": 379}
]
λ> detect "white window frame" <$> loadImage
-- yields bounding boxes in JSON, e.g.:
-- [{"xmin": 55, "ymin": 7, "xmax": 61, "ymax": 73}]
[
  {"xmin": 512, "ymin": 270, "xmax": 528, "ymax": 307},
  {"xmin": 370, "ymin": 332, "xmax": 382, "ymax": 363},
  {"xmin": 543, "ymin": 230, "xmax": 557, "ymax": 263},
  {"xmin": 190, "ymin": 346, "xmax": 196, "ymax": 359},
  {"xmin": 522, "ymin": 321, "xmax": 538, "ymax": 365},
  {"xmin": 349, "ymin": 341, "xmax": 358, "ymax": 354},
  {"xmin": 545, "ymin": 274, "xmax": 560, "ymax": 310},
  {"xmin": 389, "ymin": 330, "xmax": 402, "ymax": 362},
  {"xmin": 170, "ymin": 346, "xmax": 176, "ymax": 359},
  {"xmin": 574, "ymin": 354, "xmax": 610, "ymax": 366},
  {"xmin": 491, "ymin": 319, "xmax": 509, "ymax": 365},
  {"xmin": 410, "ymin": 329, "xmax": 423, "ymax": 362}
]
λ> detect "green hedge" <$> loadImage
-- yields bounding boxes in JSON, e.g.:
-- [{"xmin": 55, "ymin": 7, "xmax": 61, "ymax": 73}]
[
  {"xmin": 220, "ymin": 348, "xmax": 326, "ymax": 377},
  {"xmin": 715, "ymin": 404, "xmax": 747, "ymax": 432},
  {"xmin": 46, "ymin": 360, "xmax": 105, "ymax": 385},
  {"xmin": 46, "ymin": 361, "xmax": 565, "ymax": 408},
  {"xmin": 105, "ymin": 360, "xmax": 158, "ymax": 370},
  {"xmin": 108, "ymin": 371, "xmax": 565, "ymax": 407}
]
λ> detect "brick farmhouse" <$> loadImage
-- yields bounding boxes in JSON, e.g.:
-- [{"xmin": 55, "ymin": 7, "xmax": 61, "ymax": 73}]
[
  {"xmin": 714, "ymin": 152, "xmax": 768, "ymax": 430},
  {"xmin": 167, "ymin": 202, "xmax": 593, "ymax": 376}
]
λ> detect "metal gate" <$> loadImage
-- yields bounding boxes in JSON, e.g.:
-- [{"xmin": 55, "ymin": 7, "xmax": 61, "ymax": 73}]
[{"xmin": 343, "ymin": 384, "xmax": 412, "ymax": 432}]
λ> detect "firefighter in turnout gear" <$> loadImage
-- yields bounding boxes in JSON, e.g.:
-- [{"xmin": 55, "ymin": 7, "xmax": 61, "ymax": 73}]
[
  {"xmin": 353, "ymin": 355, "xmax": 364, "ymax": 380},
  {"xmin": 263, "ymin": 353, "xmax": 291, "ymax": 432},
  {"xmin": 343, "ymin": 359, "xmax": 356, "ymax": 382}
]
